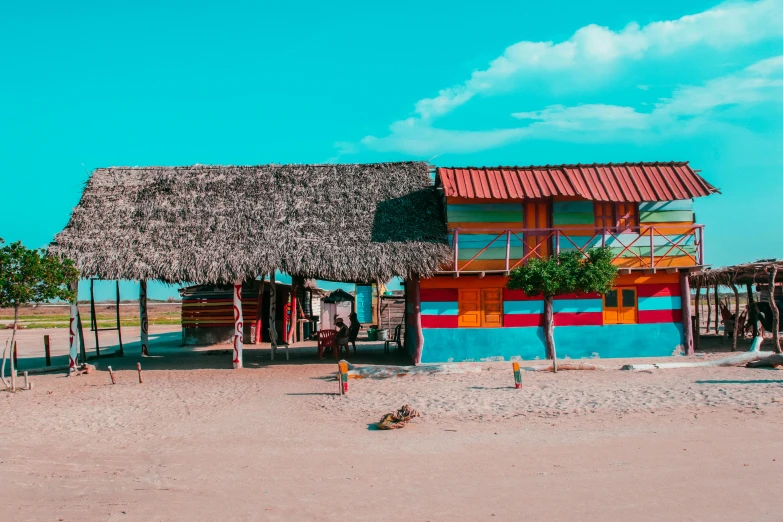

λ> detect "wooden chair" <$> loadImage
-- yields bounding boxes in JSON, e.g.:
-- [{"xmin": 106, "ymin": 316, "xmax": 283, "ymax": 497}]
[
  {"xmin": 317, "ymin": 329, "xmax": 336, "ymax": 360},
  {"xmin": 384, "ymin": 324, "xmax": 402, "ymax": 354}
]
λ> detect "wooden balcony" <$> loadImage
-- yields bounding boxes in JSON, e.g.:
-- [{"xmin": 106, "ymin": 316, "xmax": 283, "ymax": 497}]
[{"xmin": 441, "ymin": 225, "xmax": 705, "ymax": 276}]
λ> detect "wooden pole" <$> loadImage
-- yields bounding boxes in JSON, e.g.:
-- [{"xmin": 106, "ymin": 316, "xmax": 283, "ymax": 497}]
[
  {"xmin": 512, "ymin": 362, "xmax": 522, "ymax": 389},
  {"xmin": 705, "ymin": 285, "xmax": 711, "ymax": 336},
  {"xmin": 44, "ymin": 335, "xmax": 51, "ymax": 367},
  {"xmin": 694, "ymin": 281, "xmax": 701, "ymax": 352},
  {"xmin": 289, "ymin": 278, "xmax": 298, "ymax": 344},
  {"xmin": 255, "ymin": 277, "xmax": 265, "ymax": 344},
  {"xmin": 68, "ymin": 281, "xmax": 79, "ymax": 373},
  {"xmin": 90, "ymin": 279, "xmax": 100, "ymax": 357},
  {"xmin": 338, "ymin": 361, "xmax": 349, "ymax": 394},
  {"xmin": 139, "ymin": 280, "xmax": 149, "ymax": 356},
  {"xmin": 136, "ymin": 362, "xmax": 143, "ymax": 383},
  {"xmin": 544, "ymin": 295, "xmax": 557, "ymax": 373},
  {"xmin": 23, "ymin": 371, "xmax": 29, "ymax": 390},
  {"xmin": 731, "ymin": 283, "xmax": 740, "ymax": 351},
  {"xmin": 410, "ymin": 274, "xmax": 424, "ymax": 365},
  {"xmin": 713, "ymin": 283, "xmax": 720, "ymax": 334},
  {"xmin": 115, "ymin": 281, "xmax": 124, "ymax": 356},
  {"xmin": 108, "ymin": 366, "xmax": 116, "ymax": 384},
  {"xmin": 12, "ymin": 341, "xmax": 17, "ymax": 368},
  {"xmin": 747, "ymin": 283, "xmax": 758, "ymax": 338},
  {"xmin": 768, "ymin": 266, "xmax": 780, "ymax": 353},
  {"xmin": 681, "ymin": 272, "xmax": 694, "ymax": 356},
  {"xmin": 269, "ymin": 273, "xmax": 277, "ymax": 360},
  {"xmin": 232, "ymin": 281, "xmax": 243, "ymax": 369}
]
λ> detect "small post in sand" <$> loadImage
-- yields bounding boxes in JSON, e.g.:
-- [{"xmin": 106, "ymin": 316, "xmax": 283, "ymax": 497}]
[
  {"xmin": 44, "ymin": 335, "xmax": 51, "ymax": 367},
  {"xmin": 137, "ymin": 363, "xmax": 143, "ymax": 384},
  {"xmin": 23, "ymin": 371, "xmax": 29, "ymax": 390},
  {"xmin": 108, "ymin": 366, "xmax": 116, "ymax": 385},
  {"xmin": 512, "ymin": 362, "xmax": 522, "ymax": 389},
  {"xmin": 338, "ymin": 361, "xmax": 349, "ymax": 394}
]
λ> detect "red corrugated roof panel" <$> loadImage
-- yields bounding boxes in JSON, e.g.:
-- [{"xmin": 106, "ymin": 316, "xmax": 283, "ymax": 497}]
[{"xmin": 437, "ymin": 162, "xmax": 719, "ymax": 202}]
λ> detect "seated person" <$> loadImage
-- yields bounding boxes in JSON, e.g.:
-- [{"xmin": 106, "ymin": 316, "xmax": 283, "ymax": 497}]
[
  {"xmin": 348, "ymin": 312, "xmax": 361, "ymax": 353},
  {"xmin": 334, "ymin": 317, "xmax": 350, "ymax": 354}
]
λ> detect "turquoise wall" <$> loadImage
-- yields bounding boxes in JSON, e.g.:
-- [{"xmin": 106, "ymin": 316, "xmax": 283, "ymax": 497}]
[{"xmin": 420, "ymin": 323, "xmax": 684, "ymax": 363}]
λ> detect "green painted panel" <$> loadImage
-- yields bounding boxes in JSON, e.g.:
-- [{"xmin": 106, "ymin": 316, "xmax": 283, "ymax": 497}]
[
  {"xmin": 552, "ymin": 212, "xmax": 594, "ymax": 226},
  {"xmin": 448, "ymin": 203, "xmax": 524, "ymax": 213},
  {"xmin": 448, "ymin": 211, "xmax": 524, "ymax": 223},
  {"xmin": 552, "ymin": 200, "xmax": 594, "ymax": 214},
  {"xmin": 639, "ymin": 210, "xmax": 694, "ymax": 223},
  {"xmin": 639, "ymin": 200, "xmax": 693, "ymax": 212}
]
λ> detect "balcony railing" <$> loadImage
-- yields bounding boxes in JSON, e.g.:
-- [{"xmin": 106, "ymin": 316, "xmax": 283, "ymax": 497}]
[{"xmin": 444, "ymin": 225, "xmax": 704, "ymax": 275}]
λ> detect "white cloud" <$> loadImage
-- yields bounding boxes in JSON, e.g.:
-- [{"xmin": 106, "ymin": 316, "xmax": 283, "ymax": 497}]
[{"xmin": 413, "ymin": 0, "xmax": 783, "ymax": 120}]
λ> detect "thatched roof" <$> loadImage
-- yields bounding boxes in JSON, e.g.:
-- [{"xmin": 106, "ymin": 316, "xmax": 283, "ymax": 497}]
[
  {"xmin": 690, "ymin": 259, "xmax": 783, "ymax": 287},
  {"xmin": 52, "ymin": 162, "xmax": 450, "ymax": 284}
]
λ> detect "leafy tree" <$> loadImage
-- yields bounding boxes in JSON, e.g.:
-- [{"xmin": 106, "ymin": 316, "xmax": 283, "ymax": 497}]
[
  {"xmin": 0, "ymin": 239, "xmax": 78, "ymax": 390},
  {"xmin": 507, "ymin": 247, "xmax": 618, "ymax": 372}
]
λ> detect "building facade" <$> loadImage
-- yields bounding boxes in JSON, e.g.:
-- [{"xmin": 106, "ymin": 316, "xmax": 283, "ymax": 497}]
[{"xmin": 410, "ymin": 162, "xmax": 718, "ymax": 363}]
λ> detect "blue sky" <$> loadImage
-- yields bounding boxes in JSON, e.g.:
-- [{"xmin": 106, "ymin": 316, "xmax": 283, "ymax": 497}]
[{"xmin": 2, "ymin": 0, "xmax": 782, "ymax": 300}]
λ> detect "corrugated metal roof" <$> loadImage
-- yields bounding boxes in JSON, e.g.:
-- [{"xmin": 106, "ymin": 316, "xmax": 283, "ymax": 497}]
[{"xmin": 437, "ymin": 162, "xmax": 719, "ymax": 202}]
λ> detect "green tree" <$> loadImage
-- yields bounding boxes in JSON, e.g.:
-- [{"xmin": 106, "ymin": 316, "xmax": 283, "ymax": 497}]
[
  {"xmin": 507, "ymin": 247, "xmax": 618, "ymax": 372},
  {"xmin": 0, "ymin": 239, "xmax": 78, "ymax": 391}
]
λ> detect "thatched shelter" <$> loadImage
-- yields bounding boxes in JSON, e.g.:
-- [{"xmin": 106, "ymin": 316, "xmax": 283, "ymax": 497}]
[
  {"xmin": 52, "ymin": 162, "xmax": 450, "ymax": 284},
  {"xmin": 690, "ymin": 260, "xmax": 782, "ymax": 352}
]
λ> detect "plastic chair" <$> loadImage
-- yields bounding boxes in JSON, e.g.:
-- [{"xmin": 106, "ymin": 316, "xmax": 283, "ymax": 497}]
[
  {"xmin": 317, "ymin": 329, "xmax": 336, "ymax": 360},
  {"xmin": 384, "ymin": 324, "xmax": 402, "ymax": 354}
]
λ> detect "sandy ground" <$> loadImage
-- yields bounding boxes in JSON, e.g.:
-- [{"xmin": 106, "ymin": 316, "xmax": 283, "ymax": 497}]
[{"xmin": 2, "ymin": 331, "xmax": 783, "ymax": 521}]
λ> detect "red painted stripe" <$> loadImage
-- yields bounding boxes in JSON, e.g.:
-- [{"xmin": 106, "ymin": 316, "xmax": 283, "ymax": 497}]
[
  {"xmin": 639, "ymin": 309, "xmax": 682, "ymax": 324},
  {"xmin": 421, "ymin": 315, "xmax": 459, "ymax": 328},
  {"xmin": 505, "ymin": 314, "xmax": 544, "ymax": 327},
  {"xmin": 421, "ymin": 288, "xmax": 459, "ymax": 302},
  {"xmin": 554, "ymin": 312, "xmax": 603, "ymax": 326},
  {"xmin": 554, "ymin": 292, "xmax": 601, "ymax": 300},
  {"xmin": 503, "ymin": 289, "xmax": 541, "ymax": 301},
  {"xmin": 637, "ymin": 283, "xmax": 681, "ymax": 298}
]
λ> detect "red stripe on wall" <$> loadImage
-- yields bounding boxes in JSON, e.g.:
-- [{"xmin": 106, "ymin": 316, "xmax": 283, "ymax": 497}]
[
  {"xmin": 421, "ymin": 288, "xmax": 459, "ymax": 302},
  {"xmin": 421, "ymin": 315, "xmax": 459, "ymax": 328},
  {"xmin": 504, "ymin": 314, "xmax": 544, "ymax": 327},
  {"xmin": 554, "ymin": 292, "xmax": 601, "ymax": 300},
  {"xmin": 636, "ymin": 283, "xmax": 681, "ymax": 298},
  {"xmin": 503, "ymin": 289, "xmax": 541, "ymax": 301},
  {"xmin": 554, "ymin": 312, "xmax": 603, "ymax": 326},
  {"xmin": 638, "ymin": 309, "xmax": 682, "ymax": 324}
]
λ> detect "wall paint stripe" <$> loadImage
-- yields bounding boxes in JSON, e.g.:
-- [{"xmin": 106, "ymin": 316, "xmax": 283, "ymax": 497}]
[
  {"xmin": 552, "ymin": 212, "xmax": 594, "ymax": 226},
  {"xmin": 640, "ymin": 210, "xmax": 693, "ymax": 223},
  {"xmin": 554, "ymin": 312, "xmax": 603, "ymax": 326},
  {"xmin": 421, "ymin": 301, "xmax": 459, "ymax": 315},
  {"xmin": 504, "ymin": 301, "xmax": 545, "ymax": 314},
  {"xmin": 638, "ymin": 296, "xmax": 682, "ymax": 311},
  {"xmin": 637, "ymin": 283, "xmax": 681, "ymax": 298},
  {"xmin": 552, "ymin": 200, "xmax": 594, "ymax": 213},
  {"xmin": 421, "ymin": 288, "xmax": 459, "ymax": 302},
  {"xmin": 638, "ymin": 309, "xmax": 683, "ymax": 324},
  {"xmin": 639, "ymin": 200, "xmax": 693, "ymax": 212},
  {"xmin": 421, "ymin": 315, "xmax": 459, "ymax": 328},
  {"xmin": 504, "ymin": 314, "xmax": 544, "ymax": 327},
  {"xmin": 553, "ymin": 299, "xmax": 603, "ymax": 313}
]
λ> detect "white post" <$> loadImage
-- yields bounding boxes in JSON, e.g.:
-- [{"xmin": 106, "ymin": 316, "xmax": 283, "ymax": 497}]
[
  {"xmin": 233, "ymin": 281, "xmax": 243, "ymax": 369},
  {"xmin": 139, "ymin": 280, "xmax": 149, "ymax": 356},
  {"xmin": 269, "ymin": 273, "xmax": 277, "ymax": 360},
  {"xmin": 68, "ymin": 282, "xmax": 79, "ymax": 373}
]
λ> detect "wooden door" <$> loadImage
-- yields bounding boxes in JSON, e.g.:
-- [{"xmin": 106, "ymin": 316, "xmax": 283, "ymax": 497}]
[
  {"xmin": 458, "ymin": 289, "xmax": 482, "ymax": 328},
  {"xmin": 524, "ymin": 200, "xmax": 552, "ymax": 259},
  {"xmin": 482, "ymin": 288, "xmax": 503, "ymax": 328}
]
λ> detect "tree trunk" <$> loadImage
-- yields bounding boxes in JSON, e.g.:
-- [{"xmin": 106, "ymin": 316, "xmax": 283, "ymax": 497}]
[
  {"xmin": 705, "ymin": 286, "xmax": 711, "ymax": 335},
  {"xmin": 768, "ymin": 266, "xmax": 780, "ymax": 353},
  {"xmin": 269, "ymin": 273, "xmax": 277, "ymax": 360},
  {"xmin": 544, "ymin": 295, "xmax": 557, "ymax": 373},
  {"xmin": 694, "ymin": 282, "xmax": 701, "ymax": 351},
  {"xmin": 731, "ymin": 284, "xmax": 740, "ymax": 351},
  {"xmin": 10, "ymin": 306, "xmax": 18, "ymax": 391},
  {"xmin": 746, "ymin": 353, "xmax": 783, "ymax": 368},
  {"xmin": 409, "ymin": 274, "xmax": 424, "ymax": 365},
  {"xmin": 681, "ymin": 273, "xmax": 694, "ymax": 355}
]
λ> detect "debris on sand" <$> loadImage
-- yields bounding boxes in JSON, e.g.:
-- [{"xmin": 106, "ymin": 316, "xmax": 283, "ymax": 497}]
[
  {"xmin": 345, "ymin": 362, "xmax": 481, "ymax": 380},
  {"xmin": 376, "ymin": 404, "xmax": 421, "ymax": 430}
]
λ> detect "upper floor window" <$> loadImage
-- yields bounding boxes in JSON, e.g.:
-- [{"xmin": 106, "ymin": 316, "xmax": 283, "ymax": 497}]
[{"xmin": 595, "ymin": 202, "xmax": 639, "ymax": 232}]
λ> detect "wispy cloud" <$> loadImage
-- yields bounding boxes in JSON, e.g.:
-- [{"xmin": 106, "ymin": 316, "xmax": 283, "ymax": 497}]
[{"xmin": 350, "ymin": 0, "xmax": 783, "ymax": 156}]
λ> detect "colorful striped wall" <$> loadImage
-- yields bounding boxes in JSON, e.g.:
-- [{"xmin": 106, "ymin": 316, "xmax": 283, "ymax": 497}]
[{"xmin": 419, "ymin": 272, "xmax": 685, "ymax": 363}]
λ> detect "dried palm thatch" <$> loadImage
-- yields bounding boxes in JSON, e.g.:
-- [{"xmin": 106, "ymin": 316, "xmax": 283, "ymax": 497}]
[
  {"xmin": 52, "ymin": 162, "xmax": 450, "ymax": 284},
  {"xmin": 691, "ymin": 259, "xmax": 783, "ymax": 287}
]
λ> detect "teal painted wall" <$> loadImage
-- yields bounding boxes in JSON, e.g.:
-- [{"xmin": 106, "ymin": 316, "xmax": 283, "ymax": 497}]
[
  {"xmin": 420, "ymin": 323, "xmax": 684, "ymax": 363},
  {"xmin": 355, "ymin": 285, "xmax": 373, "ymax": 323}
]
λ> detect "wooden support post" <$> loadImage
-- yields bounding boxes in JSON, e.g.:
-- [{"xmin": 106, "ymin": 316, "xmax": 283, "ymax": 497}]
[
  {"xmin": 512, "ymin": 362, "xmax": 522, "ymax": 389},
  {"xmin": 289, "ymin": 278, "xmax": 298, "ymax": 344},
  {"xmin": 232, "ymin": 281, "xmax": 243, "ymax": 369},
  {"xmin": 681, "ymin": 273, "xmax": 694, "ymax": 355},
  {"xmin": 108, "ymin": 366, "xmax": 116, "ymax": 384},
  {"xmin": 136, "ymin": 362, "xmax": 143, "ymax": 383},
  {"xmin": 255, "ymin": 277, "xmax": 265, "ymax": 344},
  {"xmin": 730, "ymin": 283, "xmax": 741, "ymax": 351},
  {"xmin": 23, "ymin": 371, "xmax": 29, "ymax": 390},
  {"xmin": 713, "ymin": 283, "xmax": 720, "ymax": 334},
  {"xmin": 269, "ymin": 273, "xmax": 277, "ymax": 360},
  {"xmin": 139, "ymin": 280, "xmax": 149, "ymax": 356},
  {"xmin": 44, "ymin": 335, "xmax": 51, "ymax": 367},
  {"xmin": 694, "ymin": 282, "xmax": 701, "ymax": 352},
  {"xmin": 90, "ymin": 279, "xmax": 100, "ymax": 357},
  {"xmin": 338, "ymin": 361, "xmax": 349, "ymax": 394},
  {"xmin": 705, "ymin": 286, "xmax": 711, "ymax": 336},
  {"xmin": 747, "ymin": 283, "xmax": 758, "ymax": 338},
  {"xmin": 115, "ymin": 281, "xmax": 124, "ymax": 356},
  {"xmin": 410, "ymin": 273, "xmax": 424, "ymax": 365},
  {"xmin": 68, "ymin": 282, "xmax": 79, "ymax": 373},
  {"xmin": 768, "ymin": 266, "xmax": 780, "ymax": 353}
]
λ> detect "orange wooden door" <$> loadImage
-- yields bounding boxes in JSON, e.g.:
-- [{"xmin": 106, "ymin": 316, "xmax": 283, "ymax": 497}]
[
  {"xmin": 482, "ymin": 288, "xmax": 503, "ymax": 328},
  {"xmin": 619, "ymin": 287, "xmax": 637, "ymax": 324},
  {"xmin": 458, "ymin": 289, "xmax": 482, "ymax": 328},
  {"xmin": 524, "ymin": 200, "xmax": 552, "ymax": 259}
]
